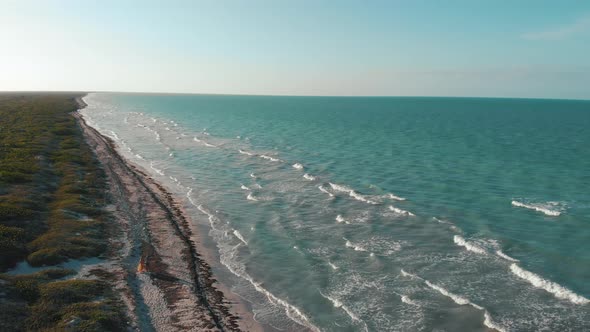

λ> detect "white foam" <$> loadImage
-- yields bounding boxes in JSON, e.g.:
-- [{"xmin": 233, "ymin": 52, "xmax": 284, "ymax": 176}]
[
  {"xmin": 203, "ymin": 141, "xmax": 216, "ymax": 147},
  {"xmin": 453, "ymin": 235, "xmax": 487, "ymax": 255},
  {"xmin": 400, "ymin": 295, "xmax": 418, "ymax": 306},
  {"xmin": 483, "ymin": 311, "xmax": 507, "ymax": 332},
  {"xmin": 510, "ymin": 264, "xmax": 589, "ymax": 304},
  {"xmin": 432, "ymin": 217, "xmax": 461, "ymax": 232},
  {"xmin": 329, "ymin": 183, "xmax": 377, "ymax": 204},
  {"xmin": 400, "ymin": 269, "xmax": 418, "ymax": 279},
  {"xmin": 511, "ymin": 200, "xmax": 561, "ymax": 216},
  {"xmin": 193, "ymin": 136, "xmax": 201, "ymax": 142},
  {"xmin": 318, "ymin": 185, "xmax": 334, "ymax": 197},
  {"xmin": 108, "ymin": 130, "xmax": 120, "ymax": 141},
  {"xmin": 149, "ymin": 161, "xmax": 165, "ymax": 176},
  {"xmin": 388, "ymin": 205, "xmax": 415, "ymax": 216},
  {"xmin": 233, "ymin": 230, "xmax": 248, "ymax": 245},
  {"xmin": 387, "ymin": 193, "xmax": 406, "ymax": 201},
  {"xmin": 260, "ymin": 154, "xmax": 281, "ymax": 162},
  {"xmin": 250, "ymin": 173, "xmax": 257, "ymax": 178},
  {"xmin": 405, "ymin": 271, "xmax": 505, "ymax": 331},
  {"xmin": 329, "ymin": 182, "xmax": 353, "ymax": 193},
  {"xmin": 335, "ymin": 215, "xmax": 349, "ymax": 224},
  {"xmin": 135, "ymin": 154, "xmax": 144, "ymax": 160},
  {"xmin": 239, "ymin": 149, "xmax": 254, "ymax": 156},
  {"xmin": 328, "ymin": 261, "xmax": 339, "ymax": 270},
  {"xmin": 240, "ymin": 184, "xmax": 250, "ymax": 191},
  {"xmin": 303, "ymin": 173, "xmax": 317, "ymax": 181},
  {"xmin": 344, "ymin": 239, "xmax": 367, "ymax": 252},
  {"xmin": 424, "ymin": 280, "xmax": 470, "ymax": 305},
  {"xmin": 292, "ymin": 163, "xmax": 304, "ymax": 170},
  {"xmin": 246, "ymin": 193, "xmax": 258, "ymax": 201},
  {"xmin": 193, "ymin": 204, "xmax": 320, "ymax": 331},
  {"xmin": 319, "ymin": 291, "xmax": 361, "ymax": 322},
  {"xmin": 496, "ymin": 250, "xmax": 519, "ymax": 262}
]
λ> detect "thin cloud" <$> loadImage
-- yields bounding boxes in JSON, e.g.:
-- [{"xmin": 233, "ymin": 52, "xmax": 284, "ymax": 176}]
[{"xmin": 522, "ymin": 15, "xmax": 590, "ymax": 40}]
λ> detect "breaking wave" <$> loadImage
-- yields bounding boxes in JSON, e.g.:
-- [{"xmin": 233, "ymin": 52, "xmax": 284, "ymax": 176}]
[
  {"xmin": 453, "ymin": 235, "xmax": 487, "ymax": 255},
  {"xmin": 386, "ymin": 193, "xmax": 406, "ymax": 201},
  {"xmin": 510, "ymin": 264, "xmax": 589, "ymax": 304},
  {"xmin": 303, "ymin": 173, "xmax": 317, "ymax": 181},
  {"xmin": 329, "ymin": 183, "xmax": 377, "ymax": 204},
  {"xmin": 318, "ymin": 185, "xmax": 334, "ymax": 197},
  {"xmin": 233, "ymin": 230, "xmax": 248, "ymax": 245},
  {"xmin": 388, "ymin": 205, "xmax": 415, "ymax": 216},
  {"xmin": 511, "ymin": 200, "xmax": 562, "ymax": 216},
  {"xmin": 496, "ymin": 250, "xmax": 519, "ymax": 262}
]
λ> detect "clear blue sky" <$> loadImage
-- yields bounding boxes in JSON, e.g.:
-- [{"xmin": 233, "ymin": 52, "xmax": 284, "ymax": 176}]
[{"xmin": 1, "ymin": 0, "xmax": 589, "ymax": 99}]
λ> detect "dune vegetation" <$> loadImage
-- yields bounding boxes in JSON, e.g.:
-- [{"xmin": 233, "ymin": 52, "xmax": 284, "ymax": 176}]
[{"xmin": 0, "ymin": 93, "xmax": 127, "ymax": 331}]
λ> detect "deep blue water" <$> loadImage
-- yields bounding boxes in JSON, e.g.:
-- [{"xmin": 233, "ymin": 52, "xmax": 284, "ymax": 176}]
[{"xmin": 81, "ymin": 93, "xmax": 590, "ymax": 331}]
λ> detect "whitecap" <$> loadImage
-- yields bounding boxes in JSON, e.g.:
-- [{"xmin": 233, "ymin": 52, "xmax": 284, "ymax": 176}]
[
  {"xmin": 424, "ymin": 280, "xmax": 470, "ymax": 305},
  {"xmin": 453, "ymin": 235, "xmax": 487, "ymax": 255},
  {"xmin": 388, "ymin": 205, "xmax": 415, "ymax": 216},
  {"xmin": 483, "ymin": 311, "xmax": 507, "ymax": 332},
  {"xmin": 328, "ymin": 261, "xmax": 339, "ymax": 270},
  {"xmin": 260, "ymin": 154, "xmax": 281, "ymax": 162},
  {"xmin": 246, "ymin": 193, "xmax": 258, "ymax": 201},
  {"xmin": 303, "ymin": 173, "xmax": 317, "ymax": 181},
  {"xmin": 335, "ymin": 215, "xmax": 349, "ymax": 224},
  {"xmin": 400, "ymin": 269, "xmax": 418, "ymax": 279},
  {"xmin": 511, "ymin": 200, "xmax": 562, "ymax": 216},
  {"xmin": 233, "ymin": 230, "xmax": 248, "ymax": 245},
  {"xmin": 496, "ymin": 250, "xmax": 519, "ymax": 262},
  {"xmin": 292, "ymin": 163, "xmax": 304, "ymax": 170},
  {"xmin": 432, "ymin": 217, "xmax": 461, "ymax": 232},
  {"xmin": 240, "ymin": 184, "xmax": 250, "ymax": 191},
  {"xmin": 510, "ymin": 264, "xmax": 589, "ymax": 304},
  {"xmin": 401, "ymin": 295, "xmax": 418, "ymax": 306},
  {"xmin": 386, "ymin": 193, "xmax": 406, "ymax": 201},
  {"xmin": 344, "ymin": 238, "xmax": 367, "ymax": 252},
  {"xmin": 319, "ymin": 291, "xmax": 362, "ymax": 323},
  {"xmin": 238, "ymin": 149, "xmax": 254, "ymax": 156},
  {"xmin": 329, "ymin": 183, "xmax": 377, "ymax": 204},
  {"xmin": 318, "ymin": 185, "xmax": 334, "ymax": 197}
]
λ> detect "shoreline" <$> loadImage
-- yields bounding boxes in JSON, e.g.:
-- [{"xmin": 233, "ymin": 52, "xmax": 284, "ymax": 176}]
[{"xmin": 74, "ymin": 98, "xmax": 265, "ymax": 331}]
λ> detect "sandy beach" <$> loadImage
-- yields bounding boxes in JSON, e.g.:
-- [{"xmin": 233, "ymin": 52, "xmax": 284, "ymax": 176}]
[{"xmin": 74, "ymin": 101, "xmax": 264, "ymax": 331}]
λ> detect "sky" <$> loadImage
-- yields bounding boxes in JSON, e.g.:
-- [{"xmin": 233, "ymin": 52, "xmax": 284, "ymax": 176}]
[{"xmin": 1, "ymin": 0, "xmax": 590, "ymax": 99}]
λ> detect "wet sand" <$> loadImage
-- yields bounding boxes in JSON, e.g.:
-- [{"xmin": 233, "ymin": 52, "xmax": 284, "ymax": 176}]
[{"xmin": 74, "ymin": 106, "xmax": 264, "ymax": 331}]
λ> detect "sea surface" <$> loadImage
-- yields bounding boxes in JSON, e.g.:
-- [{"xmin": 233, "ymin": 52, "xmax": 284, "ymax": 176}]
[{"xmin": 80, "ymin": 93, "xmax": 590, "ymax": 332}]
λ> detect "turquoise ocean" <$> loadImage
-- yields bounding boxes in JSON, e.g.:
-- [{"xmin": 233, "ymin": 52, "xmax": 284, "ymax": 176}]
[{"xmin": 81, "ymin": 93, "xmax": 590, "ymax": 331}]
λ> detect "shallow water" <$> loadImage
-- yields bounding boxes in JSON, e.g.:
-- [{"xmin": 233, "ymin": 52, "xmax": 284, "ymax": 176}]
[{"xmin": 81, "ymin": 93, "xmax": 590, "ymax": 331}]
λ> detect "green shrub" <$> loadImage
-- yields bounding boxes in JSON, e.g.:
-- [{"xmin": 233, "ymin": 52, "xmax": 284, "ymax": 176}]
[{"xmin": 27, "ymin": 248, "xmax": 65, "ymax": 266}]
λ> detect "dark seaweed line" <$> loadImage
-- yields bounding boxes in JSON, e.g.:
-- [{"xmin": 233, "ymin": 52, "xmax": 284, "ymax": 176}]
[{"xmin": 77, "ymin": 113, "xmax": 240, "ymax": 331}]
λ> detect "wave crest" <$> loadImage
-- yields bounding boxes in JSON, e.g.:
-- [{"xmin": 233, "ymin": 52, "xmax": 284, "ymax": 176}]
[
  {"xmin": 453, "ymin": 235, "xmax": 487, "ymax": 255},
  {"xmin": 511, "ymin": 200, "xmax": 563, "ymax": 216},
  {"xmin": 510, "ymin": 264, "xmax": 589, "ymax": 304}
]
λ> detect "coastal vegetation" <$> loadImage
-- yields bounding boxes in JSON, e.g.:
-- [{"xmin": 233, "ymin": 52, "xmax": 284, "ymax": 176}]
[{"xmin": 0, "ymin": 93, "xmax": 126, "ymax": 331}]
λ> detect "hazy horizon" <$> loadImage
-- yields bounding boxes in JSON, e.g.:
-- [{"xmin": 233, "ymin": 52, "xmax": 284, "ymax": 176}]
[{"xmin": 2, "ymin": 0, "xmax": 590, "ymax": 99}]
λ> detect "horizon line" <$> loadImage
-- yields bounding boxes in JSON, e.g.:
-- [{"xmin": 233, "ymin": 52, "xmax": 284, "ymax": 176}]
[{"xmin": 1, "ymin": 89, "xmax": 589, "ymax": 102}]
